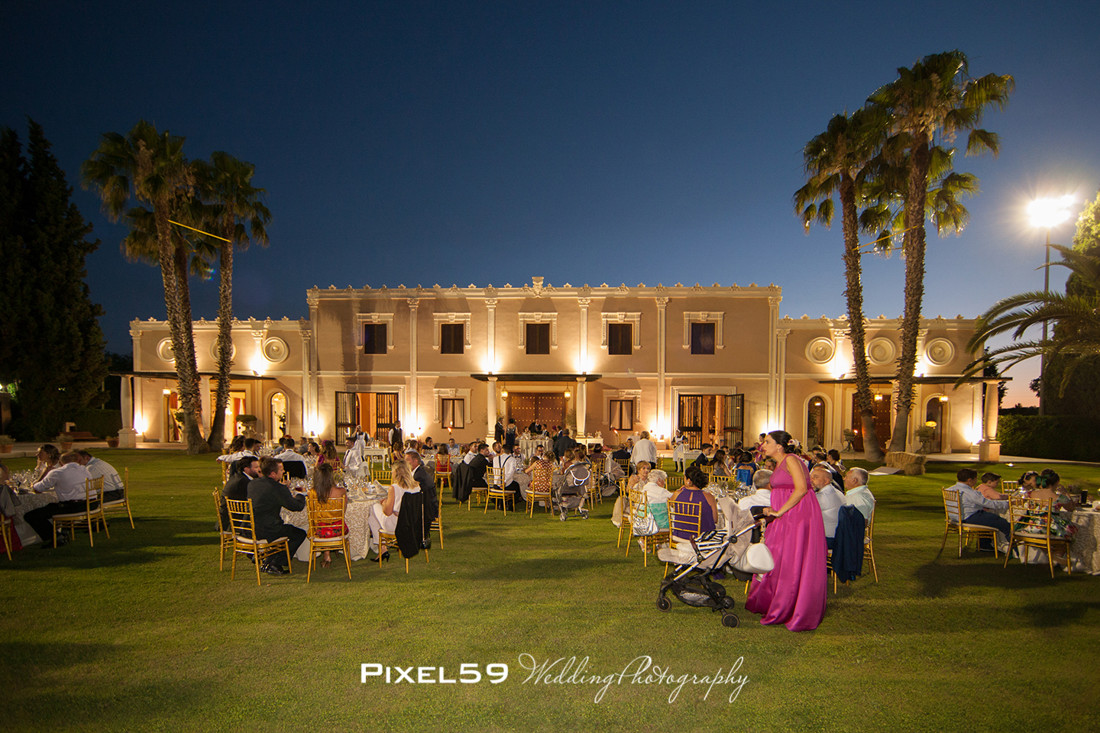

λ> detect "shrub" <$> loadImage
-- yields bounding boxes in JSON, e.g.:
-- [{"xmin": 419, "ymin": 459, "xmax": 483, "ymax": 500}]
[
  {"xmin": 71, "ymin": 409, "xmax": 123, "ymax": 438},
  {"xmin": 997, "ymin": 414, "xmax": 1100, "ymax": 461}
]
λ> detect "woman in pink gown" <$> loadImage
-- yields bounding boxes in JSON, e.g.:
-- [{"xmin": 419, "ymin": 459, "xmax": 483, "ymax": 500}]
[{"xmin": 745, "ymin": 430, "xmax": 826, "ymax": 631}]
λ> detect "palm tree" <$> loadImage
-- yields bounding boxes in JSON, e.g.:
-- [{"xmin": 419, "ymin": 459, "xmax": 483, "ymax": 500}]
[
  {"xmin": 82, "ymin": 121, "xmax": 208, "ymax": 453},
  {"xmin": 962, "ymin": 245, "xmax": 1100, "ymax": 393},
  {"xmin": 192, "ymin": 152, "xmax": 271, "ymax": 451},
  {"xmin": 794, "ymin": 107, "xmax": 885, "ymax": 461},
  {"xmin": 868, "ymin": 50, "xmax": 1013, "ymax": 453}
]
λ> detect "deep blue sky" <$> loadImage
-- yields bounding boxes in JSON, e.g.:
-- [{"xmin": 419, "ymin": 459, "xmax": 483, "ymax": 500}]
[{"xmin": 4, "ymin": 1, "xmax": 1098, "ymax": 406}]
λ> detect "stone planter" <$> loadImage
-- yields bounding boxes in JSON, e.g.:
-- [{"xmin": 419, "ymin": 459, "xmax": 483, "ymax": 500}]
[
  {"xmin": 885, "ymin": 451, "xmax": 927, "ymax": 475},
  {"xmin": 106, "ymin": 437, "xmax": 120, "ymax": 448},
  {"xmin": 0, "ymin": 444, "xmax": 12, "ymax": 454}
]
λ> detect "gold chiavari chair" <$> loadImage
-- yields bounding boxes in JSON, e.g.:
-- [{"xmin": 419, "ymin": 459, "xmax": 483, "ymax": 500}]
[
  {"xmin": 213, "ymin": 489, "xmax": 234, "ymax": 571},
  {"xmin": 53, "ymin": 477, "xmax": 108, "ymax": 548},
  {"xmin": 626, "ymin": 485, "xmax": 670, "ymax": 567},
  {"xmin": 526, "ymin": 467, "xmax": 553, "ymax": 518},
  {"xmin": 225, "ymin": 497, "xmax": 292, "ymax": 585},
  {"xmin": 102, "ymin": 467, "xmax": 135, "ymax": 528},
  {"xmin": 306, "ymin": 492, "xmax": 352, "ymax": 581},
  {"xmin": 484, "ymin": 467, "xmax": 513, "ymax": 515},
  {"xmin": 664, "ymin": 499, "xmax": 703, "ymax": 578},
  {"xmin": 940, "ymin": 488, "xmax": 999, "ymax": 558},
  {"xmin": 1004, "ymin": 497, "xmax": 1073, "ymax": 578}
]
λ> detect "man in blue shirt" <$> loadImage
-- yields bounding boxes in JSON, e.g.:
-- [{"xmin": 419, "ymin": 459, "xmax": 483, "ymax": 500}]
[{"xmin": 951, "ymin": 467, "xmax": 1009, "ymax": 552}]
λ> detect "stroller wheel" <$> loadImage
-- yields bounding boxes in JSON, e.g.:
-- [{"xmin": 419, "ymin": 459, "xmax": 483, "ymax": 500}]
[
  {"xmin": 721, "ymin": 612, "xmax": 739, "ymax": 628},
  {"xmin": 721, "ymin": 595, "xmax": 736, "ymax": 609},
  {"xmin": 656, "ymin": 595, "xmax": 671, "ymax": 611}
]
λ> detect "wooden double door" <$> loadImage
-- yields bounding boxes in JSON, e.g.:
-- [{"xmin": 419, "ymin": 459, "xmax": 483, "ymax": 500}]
[
  {"xmin": 850, "ymin": 393, "xmax": 891, "ymax": 452},
  {"xmin": 507, "ymin": 393, "xmax": 565, "ymax": 430}
]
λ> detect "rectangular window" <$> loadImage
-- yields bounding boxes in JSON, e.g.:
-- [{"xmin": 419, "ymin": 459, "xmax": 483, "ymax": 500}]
[
  {"xmin": 608, "ymin": 323, "xmax": 632, "ymax": 355},
  {"xmin": 690, "ymin": 322, "xmax": 715, "ymax": 355},
  {"xmin": 610, "ymin": 399, "xmax": 633, "ymax": 431},
  {"xmin": 440, "ymin": 323, "xmax": 465, "ymax": 354},
  {"xmin": 526, "ymin": 323, "xmax": 551, "ymax": 354},
  {"xmin": 441, "ymin": 398, "xmax": 465, "ymax": 429},
  {"xmin": 363, "ymin": 324, "xmax": 387, "ymax": 354}
]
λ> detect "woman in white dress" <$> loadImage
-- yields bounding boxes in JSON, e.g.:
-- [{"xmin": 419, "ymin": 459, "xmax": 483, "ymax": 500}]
[
  {"xmin": 367, "ymin": 461, "xmax": 420, "ymax": 561},
  {"xmin": 672, "ymin": 430, "xmax": 686, "ymax": 472}
]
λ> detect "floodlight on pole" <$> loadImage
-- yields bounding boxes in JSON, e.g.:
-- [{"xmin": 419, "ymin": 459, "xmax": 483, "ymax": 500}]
[{"xmin": 1028, "ymin": 195, "xmax": 1076, "ymax": 415}]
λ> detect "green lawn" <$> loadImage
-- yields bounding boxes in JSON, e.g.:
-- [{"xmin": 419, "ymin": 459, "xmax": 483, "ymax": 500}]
[{"xmin": 3, "ymin": 450, "xmax": 1099, "ymax": 731}]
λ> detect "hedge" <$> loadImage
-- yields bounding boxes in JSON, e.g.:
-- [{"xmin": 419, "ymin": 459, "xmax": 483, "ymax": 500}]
[
  {"xmin": 997, "ymin": 414, "xmax": 1100, "ymax": 462},
  {"xmin": 71, "ymin": 409, "xmax": 123, "ymax": 439}
]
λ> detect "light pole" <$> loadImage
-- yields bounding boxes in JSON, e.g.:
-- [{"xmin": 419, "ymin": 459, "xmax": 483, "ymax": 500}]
[{"xmin": 1026, "ymin": 195, "xmax": 1076, "ymax": 415}]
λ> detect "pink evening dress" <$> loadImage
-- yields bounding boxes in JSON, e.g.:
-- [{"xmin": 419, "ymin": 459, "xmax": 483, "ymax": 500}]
[{"xmin": 745, "ymin": 455, "xmax": 827, "ymax": 631}]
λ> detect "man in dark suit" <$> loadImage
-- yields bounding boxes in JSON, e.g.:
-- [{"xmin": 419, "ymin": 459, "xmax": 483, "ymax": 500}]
[
  {"xmin": 468, "ymin": 443, "xmax": 490, "ymax": 492},
  {"xmin": 404, "ymin": 449, "xmax": 438, "ymax": 525},
  {"xmin": 221, "ymin": 456, "xmax": 260, "ymax": 527},
  {"xmin": 553, "ymin": 428, "xmax": 577, "ymax": 459},
  {"xmin": 246, "ymin": 457, "xmax": 306, "ymax": 576}
]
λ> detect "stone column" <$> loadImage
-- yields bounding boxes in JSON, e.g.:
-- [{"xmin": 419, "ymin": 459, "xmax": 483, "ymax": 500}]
[
  {"xmin": 776, "ymin": 327, "xmax": 790, "ymax": 429},
  {"xmin": 300, "ymin": 327, "xmax": 311, "ymax": 436},
  {"xmin": 577, "ymin": 377, "xmax": 587, "ymax": 436},
  {"xmin": 408, "ymin": 298, "xmax": 419, "ymax": 435},
  {"xmin": 978, "ymin": 379, "xmax": 1001, "ymax": 462},
  {"xmin": 118, "ymin": 376, "xmax": 138, "ymax": 448},
  {"xmin": 485, "ymin": 298, "xmax": 497, "ymax": 373},
  {"xmin": 578, "ymin": 297, "xmax": 590, "ymax": 373},
  {"xmin": 767, "ymin": 296, "xmax": 781, "ymax": 429},
  {"xmin": 656, "ymin": 295, "xmax": 668, "ymax": 435},
  {"xmin": 486, "ymin": 376, "xmax": 497, "ymax": 443}
]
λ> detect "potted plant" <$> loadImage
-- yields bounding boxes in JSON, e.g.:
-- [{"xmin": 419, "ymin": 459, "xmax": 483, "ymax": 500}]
[
  {"xmin": 0, "ymin": 435, "xmax": 14, "ymax": 454},
  {"xmin": 915, "ymin": 425, "xmax": 936, "ymax": 454},
  {"xmin": 106, "ymin": 433, "xmax": 120, "ymax": 449},
  {"xmin": 236, "ymin": 414, "xmax": 258, "ymax": 438},
  {"xmin": 57, "ymin": 432, "xmax": 74, "ymax": 451}
]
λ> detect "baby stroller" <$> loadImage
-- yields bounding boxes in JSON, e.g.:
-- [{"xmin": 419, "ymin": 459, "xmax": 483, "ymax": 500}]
[
  {"xmin": 655, "ymin": 505, "xmax": 773, "ymax": 628},
  {"xmin": 555, "ymin": 462, "xmax": 591, "ymax": 521}
]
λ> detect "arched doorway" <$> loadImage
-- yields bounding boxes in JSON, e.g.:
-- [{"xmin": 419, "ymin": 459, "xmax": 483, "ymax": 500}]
[
  {"xmin": 806, "ymin": 396, "xmax": 827, "ymax": 449},
  {"xmin": 270, "ymin": 392, "xmax": 287, "ymax": 439},
  {"xmin": 924, "ymin": 396, "xmax": 945, "ymax": 454}
]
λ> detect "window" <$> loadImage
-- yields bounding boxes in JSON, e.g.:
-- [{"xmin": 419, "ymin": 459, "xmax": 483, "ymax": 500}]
[
  {"xmin": 690, "ymin": 322, "xmax": 715, "ymax": 355},
  {"xmin": 610, "ymin": 399, "xmax": 633, "ymax": 430},
  {"xmin": 441, "ymin": 398, "xmax": 465, "ymax": 429},
  {"xmin": 526, "ymin": 323, "xmax": 551, "ymax": 354},
  {"xmin": 440, "ymin": 323, "xmax": 464, "ymax": 354},
  {"xmin": 608, "ymin": 323, "xmax": 632, "ymax": 355},
  {"xmin": 363, "ymin": 323, "xmax": 387, "ymax": 354}
]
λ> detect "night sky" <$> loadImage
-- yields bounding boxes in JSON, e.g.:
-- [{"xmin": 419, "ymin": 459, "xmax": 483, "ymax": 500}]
[{"xmin": 4, "ymin": 1, "xmax": 1098, "ymax": 407}]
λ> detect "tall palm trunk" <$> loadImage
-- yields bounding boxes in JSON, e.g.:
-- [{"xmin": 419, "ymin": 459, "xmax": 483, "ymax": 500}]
[
  {"xmin": 839, "ymin": 176, "xmax": 883, "ymax": 461},
  {"xmin": 207, "ymin": 239, "xmax": 233, "ymax": 451},
  {"xmin": 889, "ymin": 135, "xmax": 931, "ymax": 453},
  {"xmin": 153, "ymin": 205, "xmax": 205, "ymax": 453}
]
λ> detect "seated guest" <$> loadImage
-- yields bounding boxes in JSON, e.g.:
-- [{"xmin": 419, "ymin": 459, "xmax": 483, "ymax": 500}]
[
  {"xmin": 669, "ymin": 465, "xmax": 717, "ymax": 540},
  {"xmin": 216, "ymin": 436, "xmax": 247, "ymax": 464},
  {"xmin": 305, "ymin": 441, "xmax": 321, "ymax": 463},
  {"xmin": 1017, "ymin": 470, "xmax": 1040, "ymax": 494},
  {"xmin": 692, "ymin": 444, "xmax": 714, "ymax": 468},
  {"xmin": 25, "ymin": 451, "xmax": 93, "ymax": 546},
  {"xmin": 447, "ymin": 438, "xmax": 461, "ymax": 457},
  {"xmin": 275, "ymin": 438, "xmax": 306, "ymax": 465},
  {"xmin": 816, "ymin": 451, "xmax": 844, "ymax": 490},
  {"xmin": 524, "ymin": 450, "xmax": 555, "ymax": 505},
  {"xmin": 977, "ymin": 472, "xmax": 1007, "ymax": 501},
  {"xmin": 842, "ymin": 467, "xmax": 876, "ymax": 523},
  {"xmin": 367, "ymin": 461, "xmax": 420, "ymax": 560},
  {"xmin": 761, "ymin": 456, "xmax": 777, "ymax": 471},
  {"xmin": 246, "ymin": 457, "xmax": 306, "ymax": 576},
  {"xmin": 826, "ymin": 449, "xmax": 846, "ymax": 476},
  {"xmin": 222, "ymin": 456, "xmax": 260, "ymax": 526},
  {"xmin": 434, "ymin": 445, "xmax": 451, "ymax": 474},
  {"xmin": 404, "ymin": 449, "xmax": 438, "ymax": 525},
  {"xmin": 0, "ymin": 461, "xmax": 23, "ymax": 552},
  {"xmin": 1028, "ymin": 469, "xmax": 1078, "ymax": 509},
  {"xmin": 310, "ymin": 462, "xmax": 347, "ymax": 568},
  {"xmin": 738, "ymin": 469, "xmax": 773, "ymax": 512},
  {"xmin": 633, "ymin": 468, "xmax": 673, "ymax": 537},
  {"xmin": 951, "ymin": 467, "xmax": 1009, "ymax": 552},
  {"xmin": 33, "ymin": 444, "xmax": 61, "ymax": 482},
  {"xmin": 75, "ymin": 449, "xmax": 124, "ymax": 502},
  {"xmin": 810, "ymin": 464, "xmax": 845, "ymax": 550},
  {"xmin": 422, "ymin": 436, "xmax": 435, "ymax": 452},
  {"xmin": 318, "ymin": 440, "xmax": 338, "ymax": 467},
  {"xmin": 711, "ymin": 450, "xmax": 732, "ymax": 477},
  {"xmin": 626, "ymin": 461, "xmax": 651, "ymax": 496}
]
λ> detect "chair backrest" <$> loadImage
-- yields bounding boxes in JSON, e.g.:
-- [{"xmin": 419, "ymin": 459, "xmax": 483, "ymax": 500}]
[
  {"xmin": 669, "ymin": 498, "xmax": 703, "ymax": 545},
  {"xmin": 735, "ymin": 467, "xmax": 753, "ymax": 486},
  {"xmin": 490, "ymin": 467, "xmax": 504, "ymax": 488},
  {"xmin": 1013, "ymin": 497, "xmax": 1054, "ymax": 539},
  {"xmin": 865, "ymin": 507, "xmax": 875, "ymax": 542},
  {"xmin": 709, "ymin": 474, "xmax": 731, "ymax": 493},
  {"xmin": 87, "ymin": 476, "xmax": 105, "ymax": 505},
  {"xmin": 213, "ymin": 489, "xmax": 229, "ymax": 533},
  {"xmin": 307, "ymin": 492, "xmax": 347, "ymax": 538},
  {"xmin": 435, "ymin": 455, "xmax": 451, "ymax": 474},
  {"xmin": 284, "ymin": 460, "xmax": 307, "ymax": 479},
  {"xmin": 1001, "ymin": 479, "xmax": 1019, "ymax": 494},
  {"xmin": 123, "ymin": 467, "xmax": 130, "ymax": 497},
  {"xmin": 629, "ymin": 485, "xmax": 650, "ymax": 521},
  {"xmin": 371, "ymin": 467, "xmax": 392, "ymax": 484},
  {"xmin": 225, "ymin": 498, "xmax": 257, "ymax": 540},
  {"xmin": 666, "ymin": 475, "xmax": 684, "ymax": 492},
  {"xmin": 614, "ymin": 458, "xmax": 629, "ymax": 474},
  {"xmin": 941, "ymin": 488, "xmax": 963, "ymax": 526}
]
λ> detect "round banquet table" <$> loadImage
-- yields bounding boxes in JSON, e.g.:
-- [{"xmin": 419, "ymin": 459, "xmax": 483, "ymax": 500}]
[{"xmin": 281, "ymin": 493, "xmax": 380, "ymax": 562}]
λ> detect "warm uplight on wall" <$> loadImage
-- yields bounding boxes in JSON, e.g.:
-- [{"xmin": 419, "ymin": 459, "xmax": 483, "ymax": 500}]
[
  {"xmin": 133, "ymin": 415, "xmax": 148, "ymax": 435},
  {"xmin": 249, "ymin": 353, "xmax": 267, "ymax": 376},
  {"xmin": 965, "ymin": 423, "xmax": 982, "ymax": 445}
]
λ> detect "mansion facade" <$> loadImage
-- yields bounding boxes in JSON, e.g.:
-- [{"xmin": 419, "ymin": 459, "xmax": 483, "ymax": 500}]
[{"xmin": 124, "ymin": 277, "xmax": 1000, "ymax": 455}]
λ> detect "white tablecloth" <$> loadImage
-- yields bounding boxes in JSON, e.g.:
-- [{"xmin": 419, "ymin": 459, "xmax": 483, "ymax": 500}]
[
  {"xmin": 998, "ymin": 504, "xmax": 1099, "ymax": 574},
  {"xmin": 518, "ymin": 437, "xmax": 551, "ymax": 460}
]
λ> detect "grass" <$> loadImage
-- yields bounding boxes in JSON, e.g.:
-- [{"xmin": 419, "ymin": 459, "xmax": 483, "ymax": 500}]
[{"xmin": 3, "ymin": 450, "xmax": 1099, "ymax": 731}]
